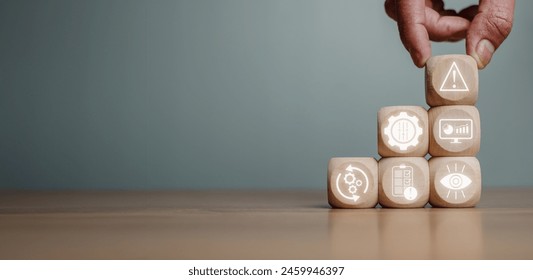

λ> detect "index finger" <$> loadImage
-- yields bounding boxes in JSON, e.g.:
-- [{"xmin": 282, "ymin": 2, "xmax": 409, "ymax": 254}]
[{"xmin": 396, "ymin": 0, "xmax": 431, "ymax": 67}]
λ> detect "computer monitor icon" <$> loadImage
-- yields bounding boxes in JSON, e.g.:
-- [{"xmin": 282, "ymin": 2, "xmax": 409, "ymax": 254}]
[{"xmin": 439, "ymin": 119, "xmax": 473, "ymax": 144}]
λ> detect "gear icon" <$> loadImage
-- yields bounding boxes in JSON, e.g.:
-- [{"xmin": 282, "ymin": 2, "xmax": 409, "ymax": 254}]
[
  {"xmin": 383, "ymin": 111, "xmax": 423, "ymax": 151},
  {"xmin": 334, "ymin": 165, "xmax": 370, "ymax": 202},
  {"xmin": 344, "ymin": 173, "xmax": 356, "ymax": 185}
]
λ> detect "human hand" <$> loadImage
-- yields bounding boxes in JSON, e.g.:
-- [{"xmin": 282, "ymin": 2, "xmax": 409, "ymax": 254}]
[{"xmin": 385, "ymin": 0, "xmax": 515, "ymax": 69}]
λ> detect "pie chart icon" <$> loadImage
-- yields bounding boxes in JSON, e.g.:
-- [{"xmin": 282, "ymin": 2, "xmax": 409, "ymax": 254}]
[{"xmin": 443, "ymin": 124, "xmax": 454, "ymax": 135}]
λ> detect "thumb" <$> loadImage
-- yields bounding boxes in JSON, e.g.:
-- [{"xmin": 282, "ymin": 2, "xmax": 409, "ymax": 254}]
[{"xmin": 466, "ymin": 0, "xmax": 515, "ymax": 69}]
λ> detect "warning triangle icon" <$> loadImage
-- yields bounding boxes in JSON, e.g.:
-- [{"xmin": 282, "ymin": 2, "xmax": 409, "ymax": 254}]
[{"xmin": 439, "ymin": 61, "xmax": 469, "ymax": 92}]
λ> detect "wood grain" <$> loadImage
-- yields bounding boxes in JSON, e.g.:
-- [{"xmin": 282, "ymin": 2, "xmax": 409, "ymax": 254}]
[
  {"xmin": 378, "ymin": 106, "xmax": 429, "ymax": 157},
  {"xmin": 425, "ymin": 55, "xmax": 478, "ymax": 106},
  {"xmin": 429, "ymin": 157, "xmax": 481, "ymax": 207},
  {"xmin": 1, "ymin": 188, "xmax": 533, "ymax": 259},
  {"xmin": 428, "ymin": 105, "xmax": 480, "ymax": 156},
  {"xmin": 328, "ymin": 157, "xmax": 378, "ymax": 209},
  {"xmin": 378, "ymin": 157, "xmax": 429, "ymax": 208}
]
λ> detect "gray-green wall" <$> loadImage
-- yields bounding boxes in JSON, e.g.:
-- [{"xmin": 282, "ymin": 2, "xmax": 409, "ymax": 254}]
[{"xmin": 1, "ymin": 0, "xmax": 532, "ymax": 189}]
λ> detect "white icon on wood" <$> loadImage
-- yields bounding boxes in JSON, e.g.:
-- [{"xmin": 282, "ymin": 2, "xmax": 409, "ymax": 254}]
[
  {"xmin": 335, "ymin": 165, "xmax": 369, "ymax": 202},
  {"xmin": 392, "ymin": 164, "xmax": 418, "ymax": 200},
  {"xmin": 440, "ymin": 61, "xmax": 469, "ymax": 92},
  {"xmin": 439, "ymin": 119, "xmax": 473, "ymax": 144},
  {"xmin": 383, "ymin": 112, "xmax": 423, "ymax": 151},
  {"xmin": 440, "ymin": 163, "xmax": 472, "ymax": 200}
]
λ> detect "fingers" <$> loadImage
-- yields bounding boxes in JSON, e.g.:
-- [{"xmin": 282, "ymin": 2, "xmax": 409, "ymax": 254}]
[
  {"xmin": 466, "ymin": 0, "xmax": 515, "ymax": 68},
  {"xmin": 387, "ymin": 0, "xmax": 470, "ymax": 67},
  {"xmin": 385, "ymin": 0, "xmax": 514, "ymax": 69},
  {"xmin": 384, "ymin": 0, "xmax": 398, "ymax": 21},
  {"xmin": 424, "ymin": 8, "xmax": 470, "ymax": 42},
  {"xmin": 458, "ymin": 5, "xmax": 479, "ymax": 21},
  {"xmin": 428, "ymin": 0, "xmax": 444, "ymax": 11},
  {"xmin": 395, "ymin": 0, "xmax": 431, "ymax": 67}
]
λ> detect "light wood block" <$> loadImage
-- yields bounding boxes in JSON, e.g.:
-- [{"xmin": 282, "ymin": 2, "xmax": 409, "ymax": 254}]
[
  {"xmin": 428, "ymin": 105, "xmax": 480, "ymax": 156},
  {"xmin": 425, "ymin": 55, "xmax": 478, "ymax": 106},
  {"xmin": 328, "ymin": 157, "xmax": 378, "ymax": 208},
  {"xmin": 378, "ymin": 106, "xmax": 429, "ymax": 157},
  {"xmin": 378, "ymin": 157, "xmax": 429, "ymax": 208},
  {"xmin": 429, "ymin": 157, "xmax": 481, "ymax": 208}
]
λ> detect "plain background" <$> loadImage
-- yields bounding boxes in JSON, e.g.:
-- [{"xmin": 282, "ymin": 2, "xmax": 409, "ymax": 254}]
[{"xmin": 0, "ymin": 0, "xmax": 531, "ymax": 190}]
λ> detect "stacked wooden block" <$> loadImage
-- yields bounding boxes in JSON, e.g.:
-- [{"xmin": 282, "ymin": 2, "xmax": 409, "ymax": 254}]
[{"xmin": 328, "ymin": 55, "xmax": 481, "ymax": 208}]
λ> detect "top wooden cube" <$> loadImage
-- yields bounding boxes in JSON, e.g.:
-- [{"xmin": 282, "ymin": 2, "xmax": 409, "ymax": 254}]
[{"xmin": 425, "ymin": 55, "xmax": 478, "ymax": 106}]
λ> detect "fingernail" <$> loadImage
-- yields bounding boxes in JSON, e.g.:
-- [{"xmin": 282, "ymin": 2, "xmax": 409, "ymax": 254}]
[{"xmin": 474, "ymin": 39, "xmax": 495, "ymax": 69}]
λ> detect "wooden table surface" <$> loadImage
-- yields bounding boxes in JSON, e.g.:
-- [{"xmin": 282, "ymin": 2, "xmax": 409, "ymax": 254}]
[{"xmin": 1, "ymin": 188, "xmax": 532, "ymax": 259}]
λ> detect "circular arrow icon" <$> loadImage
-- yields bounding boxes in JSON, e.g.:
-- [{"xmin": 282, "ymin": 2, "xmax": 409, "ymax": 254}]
[{"xmin": 335, "ymin": 164, "xmax": 369, "ymax": 202}]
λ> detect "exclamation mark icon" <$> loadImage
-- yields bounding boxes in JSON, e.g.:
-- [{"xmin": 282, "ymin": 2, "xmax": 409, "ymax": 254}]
[
  {"xmin": 439, "ymin": 61, "xmax": 469, "ymax": 92},
  {"xmin": 452, "ymin": 69, "xmax": 456, "ymax": 88}
]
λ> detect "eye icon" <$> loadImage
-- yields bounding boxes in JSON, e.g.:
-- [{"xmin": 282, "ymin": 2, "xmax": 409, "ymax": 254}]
[{"xmin": 440, "ymin": 173, "xmax": 472, "ymax": 190}]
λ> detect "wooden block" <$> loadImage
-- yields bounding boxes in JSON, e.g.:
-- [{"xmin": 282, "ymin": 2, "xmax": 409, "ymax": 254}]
[
  {"xmin": 328, "ymin": 157, "xmax": 378, "ymax": 208},
  {"xmin": 425, "ymin": 55, "xmax": 478, "ymax": 106},
  {"xmin": 378, "ymin": 106, "xmax": 429, "ymax": 157},
  {"xmin": 429, "ymin": 157, "xmax": 481, "ymax": 208},
  {"xmin": 428, "ymin": 105, "xmax": 480, "ymax": 156},
  {"xmin": 378, "ymin": 157, "xmax": 429, "ymax": 208}
]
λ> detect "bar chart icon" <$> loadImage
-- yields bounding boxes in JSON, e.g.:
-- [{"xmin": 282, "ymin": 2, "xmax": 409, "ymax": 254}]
[{"xmin": 439, "ymin": 119, "xmax": 473, "ymax": 144}]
